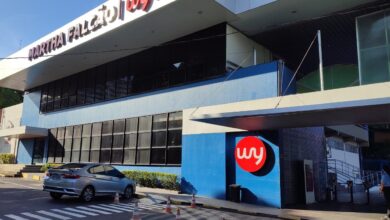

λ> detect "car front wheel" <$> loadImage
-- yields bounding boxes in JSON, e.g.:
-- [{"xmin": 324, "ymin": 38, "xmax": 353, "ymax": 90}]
[
  {"xmin": 80, "ymin": 186, "xmax": 94, "ymax": 202},
  {"xmin": 122, "ymin": 186, "xmax": 133, "ymax": 200},
  {"xmin": 50, "ymin": 192, "xmax": 63, "ymax": 200}
]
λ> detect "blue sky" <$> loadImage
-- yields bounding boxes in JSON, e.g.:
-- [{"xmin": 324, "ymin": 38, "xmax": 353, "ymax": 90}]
[{"xmin": 0, "ymin": 0, "xmax": 106, "ymax": 58}]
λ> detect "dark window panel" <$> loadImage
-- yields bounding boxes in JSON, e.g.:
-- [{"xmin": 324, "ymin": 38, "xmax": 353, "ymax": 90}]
[
  {"xmin": 106, "ymin": 63, "xmax": 117, "ymax": 100},
  {"xmin": 169, "ymin": 112, "xmax": 182, "ymax": 129},
  {"xmin": 113, "ymin": 134, "xmax": 124, "ymax": 149},
  {"xmin": 152, "ymin": 131, "xmax": 167, "ymax": 147},
  {"xmin": 47, "ymin": 128, "xmax": 57, "ymax": 163},
  {"xmin": 53, "ymin": 81, "xmax": 62, "ymax": 110},
  {"xmin": 123, "ymin": 149, "xmax": 136, "ymax": 164},
  {"xmin": 65, "ymin": 126, "xmax": 74, "ymax": 139},
  {"xmin": 61, "ymin": 78, "xmax": 70, "ymax": 108},
  {"xmin": 114, "ymin": 119, "xmax": 125, "ymax": 133},
  {"xmin": 167, "ymin": 147, "xmax": 182, "ymax": 165},
  {"xmin": 77, "ymin": 72, "xmax": 87, "ymax": 105},
  {"xmin": 82, "ymin": 124, "xmax": 92, "ymax": 137},
  {"xmin": 40, "ymin": 85, "xmax": 48, "ymax": 112},
  {"xmin": 153, "ymin": 114, "xmax": 167, "ymax": 130},
  {"xmin": 111, "ymin": 149, "xmax": 123, "ymax": 164},
  {"xmin": 125, "ymin": 133, "xmax": 137, "ymax": 148},
  {"xmin": 139, "ymin": 116, "xmax": 152, "ymax": 132},
  {"xmin": 74, "ymin": 125, "xmax": 82, "ymax": 138},
  {"xmin": 95, "ymin": 66, "xmax": 106, "ymax": 102},
  {"xmin": 126, "ymin": 118, "xmax": 138, "ymax": 133},
  {"xmin": 72, "ymin": 138, "xmax": 81, "ymax": 162},
  {"xmin": 54, "ymin": 139, "xmax": 64, "ymax": 163},
  {"xmin": 85, "ymin": 70, "xmax": 95, "ymax": 104},
  {"xmin": 136, "ymin": 149, "xmax": 150, "ymax": 164},
  {"xmin": 68, "ymin": 75, "xmax": 78, "ymax": 106},
  {"xmin": 90, "ymin": 150, "xmax": 100, "ymax": 163},
  {"xmin": 101, "ymin": 135, "xmax": 112, "ymax": 149},
  {"xmin": 91, "ymin": 136, "xmax": 101, "ymax": 150},
  {"xmin": 81, "ymin": 137, "xmax": 91, "ymax": 151},
  {"xmin": 46, "ymin": 83, "xmax": 55, "ymax": 111},
  {"xmin": 80, "ymin": 150, "xmax": 90, "ymax": 162},
  {"xmin": 168, "ymin": 130, "xmax": 182, "ymax": 146},
  {"xmin": 100, "ymin": 150, "xmax": 111, "ymax": 163},
  {"xmin": 116, "ymin": 60, "xmax": 128, "ymax": 98},
  {"xmin": 102, "ymin": 121, "xmax": 113, "ymax": 135},
  {"xmin": 127, "ymin": 74, "xmax": 135, "ymax": 94},
  {"xmin": 151, "ymin": 148, "xmax": 166, "ymax": 164},
  {"xmin": 138, "ymin": 132, "xmax": 151, "ymax": 148},
  {"xmin": 92, "ymin": 123, "xmax": 102, "ymax": 136}
]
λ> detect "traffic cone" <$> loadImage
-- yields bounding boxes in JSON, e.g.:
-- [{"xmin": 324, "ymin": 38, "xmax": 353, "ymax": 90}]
[
  {"xmin": 175, "ymin": 207, "xmax": 181, "ymax": 220},
  {"xmin": 131, "ymin": 201, "xmax": 141, "ymax": 220},
  {"xmin": 164, "ymin": 196, "xmax": 172, "ymax": 214},
  {"xmin": 114, "ymin": 192, "xmax": 120, "ymax": 204},
  {"xmin": 190, "ymin": 194, "xmax": 196, "ymax": 208}
]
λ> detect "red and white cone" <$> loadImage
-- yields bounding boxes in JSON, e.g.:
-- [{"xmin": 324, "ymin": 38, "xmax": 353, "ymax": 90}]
[
  {"xmin": 190, "ymin": 194, "xmax": 196, "ymax": 208},
  {"xmin": 131, "ymin": 201, "xmax": 141, "ymax": 220},
  {"xmin": 114, "ymin": 192, "xmax": 120, "ymax": 204},
  {"xmin": 165, "ymin": 196, "xmax": 172, "ymax": 214},
  {"xmin": 175, "ymin": 207, "xmax": 181, "ymax": 220}
]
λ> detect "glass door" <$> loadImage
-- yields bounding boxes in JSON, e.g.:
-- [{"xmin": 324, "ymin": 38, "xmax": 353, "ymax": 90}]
[{"xmin": 32, "ymin": 139, "xmax": 45, "ymax": 164}]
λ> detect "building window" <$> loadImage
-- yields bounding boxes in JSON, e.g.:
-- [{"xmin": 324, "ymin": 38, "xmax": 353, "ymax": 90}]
[
  {"xmin": 46, "ymin": 112, "xmax": 182, "ymax": 166},
  {"xmin": 38, "ymin": 24, "xmax": 226, "ymax": 114},
  {"xmin": 90, "ymin": 123, "xmax": 102, "ymax": 163},
  {"xmin": 80, "ymin": 124, "xmax": 92, "ymax": 162}
]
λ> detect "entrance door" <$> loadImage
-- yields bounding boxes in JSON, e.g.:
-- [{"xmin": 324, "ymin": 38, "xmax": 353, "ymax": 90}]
[{"xmin": 32, "ymin": 139, "xmax": 45, "ymax": 164}]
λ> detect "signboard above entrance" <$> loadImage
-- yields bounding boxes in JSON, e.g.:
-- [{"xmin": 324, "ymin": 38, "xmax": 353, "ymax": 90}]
[
  {"xmin": 235, "ymin": 136, "xmax": 267, "ymax": 173},
  {"xmin": 28, "ymin": 0, "xmax": 154, "ymax": 61}
]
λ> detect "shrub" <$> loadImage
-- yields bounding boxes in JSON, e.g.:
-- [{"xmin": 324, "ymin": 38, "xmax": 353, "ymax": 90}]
[
  {"xmin": 0, "ymin": 154, "xmax": 15, "ymax": 164},
  {"xmin": 122, "ymin": 170, "xmax": 180, "ymax": 191},
  {"xmin": 40, "ymin": 163, "xmax": 62, "ymax": 172}
]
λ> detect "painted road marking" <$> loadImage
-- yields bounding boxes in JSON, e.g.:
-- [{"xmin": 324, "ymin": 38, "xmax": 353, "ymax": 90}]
[
  {"xmin": 51, "ymin": 209, "xmax": 86, "ymax": 218},
  {"xmin": 75, "ymin": 206, "xmax": 111, "ymax": 215},
  {"xmin": 88, "ymin": 205, "xmax": 123, "ymax": 213},
  {"xmin": 63, "ymin": 208, "xmax": 98, "ymax": 216},
  {"xmin": 4, "ymin": 215, "xmax": 29, "ymax": 220},
  {"xmin": 37, "ymin": 210, "xmax": 71, "ymax": 220},
  {"xmin": 21, "ymin": 212, "xmax": 51, "ymax": 220},
  {"xmin": 99, "ymin": 204, "xmax": 132, "ymax": 212}
]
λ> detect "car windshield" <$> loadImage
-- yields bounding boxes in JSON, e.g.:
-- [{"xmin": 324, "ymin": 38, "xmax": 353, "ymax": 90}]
[{"xmin": 57, "ymin": 163, "xmax": 87, "ymax": 170}]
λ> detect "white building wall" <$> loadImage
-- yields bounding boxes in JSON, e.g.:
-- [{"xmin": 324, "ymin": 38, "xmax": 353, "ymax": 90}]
[{"xmin": 0, "ymin": 104, "xmax": 23, "ymax": 155}]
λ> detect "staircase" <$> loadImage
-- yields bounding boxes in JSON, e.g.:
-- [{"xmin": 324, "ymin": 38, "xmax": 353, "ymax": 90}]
[{"xmin": 0, "ymin": 164, "xmax": 43, "ymax": 177}]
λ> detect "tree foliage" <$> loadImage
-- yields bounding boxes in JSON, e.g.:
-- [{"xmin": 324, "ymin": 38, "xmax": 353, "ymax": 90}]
[{"xmin": 0, "ymin": 88, "xmax": 23, "ymax": 109}]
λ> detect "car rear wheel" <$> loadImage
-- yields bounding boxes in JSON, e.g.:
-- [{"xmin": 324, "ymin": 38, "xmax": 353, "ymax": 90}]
[
  {"xmin": 122, "ymin": 186, "xmax": 133, "ymax": 200},
  {"xmin": 50, "ymin": 192, "xmax": 63, "ymax": 200},
  {"xmin": 80, "ymin": 186, "xmax": 94, "ymax": 202}
]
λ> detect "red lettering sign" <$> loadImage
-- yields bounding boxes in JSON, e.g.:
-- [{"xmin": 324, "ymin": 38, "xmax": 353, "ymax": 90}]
[
  {"xmin": 126, "ymin": 0, "xmax": 151, "ymax": 12},
  {"xmin": 235, "ymin": 136, "xmax": 267, "ymax": 173}
]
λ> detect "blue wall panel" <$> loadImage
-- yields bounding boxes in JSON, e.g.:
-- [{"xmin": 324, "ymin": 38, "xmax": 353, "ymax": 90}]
[
  {"xmin": 17, "ymin": 139, "xmax": 34, "ymax": 164},
  {"xmin": 227, "ymin": 133, "xmax": 281, "ymax": 208},
  {"xmin": 21, "ymin": 62, "xmax": 279, "ymax": 129},
  {"xmin": 181, "ymin": 133, "xmax": 227, "ymax": 199}
]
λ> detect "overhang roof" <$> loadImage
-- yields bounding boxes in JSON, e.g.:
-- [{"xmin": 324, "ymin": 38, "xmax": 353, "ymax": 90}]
[
  {"xmin": 0, "ymin": 0, "xmax": 377, "ymax": 91},
  {"xmin": 191, "ymin": 82, "xmax": 390, "ymax": 130},
  {"xmin": 0, "ymin": 126, "xmax": 48, "ymax": 139}
]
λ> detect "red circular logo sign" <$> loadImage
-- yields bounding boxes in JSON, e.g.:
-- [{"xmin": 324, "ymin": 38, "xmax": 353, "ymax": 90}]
[{"xmin": 235, "ymin": 136, "xmax": 267, "ymax": 173}]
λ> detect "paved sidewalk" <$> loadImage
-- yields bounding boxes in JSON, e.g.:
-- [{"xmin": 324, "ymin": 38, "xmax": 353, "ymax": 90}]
[{"xmin": 136, "ymin": 187, "xmax": 386, "ymax": 220}]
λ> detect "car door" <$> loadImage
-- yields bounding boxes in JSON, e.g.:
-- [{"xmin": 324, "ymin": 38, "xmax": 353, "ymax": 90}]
[
  {"xmin": 88, "ymin": 165, "xmax": 113, "ymax": 195},
  {"xmin": 104, "ymin": 165, "xmax": 125, "ymax": 193}
]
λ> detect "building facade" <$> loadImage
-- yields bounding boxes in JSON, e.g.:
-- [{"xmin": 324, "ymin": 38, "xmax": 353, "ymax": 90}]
[{"xmin": 1, "ymin": 0, "xmax": 390, "ymax": 208}]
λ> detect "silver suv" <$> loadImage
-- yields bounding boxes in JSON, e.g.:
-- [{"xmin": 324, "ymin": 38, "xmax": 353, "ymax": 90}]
[{"xmin": 43, "ymin": 163, "xmax": 136, "ymax": 202}]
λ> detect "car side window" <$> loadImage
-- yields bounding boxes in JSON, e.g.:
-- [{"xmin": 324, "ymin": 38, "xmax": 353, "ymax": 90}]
[
  {"xmin": 104, "ymin": 165, "xmax": 123, "ymax": 177},
  {"xmin": 89, "ymin": 165, "xmax": 106, "ymax": 175}
]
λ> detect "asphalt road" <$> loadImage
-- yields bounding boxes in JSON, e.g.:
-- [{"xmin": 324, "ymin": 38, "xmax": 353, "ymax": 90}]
[{"xmin": 0, "ymin": 177, "xmax": 275, "ymax": 220}]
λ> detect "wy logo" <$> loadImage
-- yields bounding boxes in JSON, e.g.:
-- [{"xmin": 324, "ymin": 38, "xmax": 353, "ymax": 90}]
[{"xmin": 235, "ymin": 136, "xmax": 267, "ymax": 173}]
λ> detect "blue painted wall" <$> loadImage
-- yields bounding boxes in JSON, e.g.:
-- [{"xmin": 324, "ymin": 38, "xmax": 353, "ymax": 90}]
[
  {"xmin": 17, "ymin": 139, "xmax": 34, "ymax": 164},
  {"xmin": 181, "ymin": 133, "xmax": 227, "ymax": 199},
  {"xmin": 227, "ymin": 132, "xmax": 281, "ymax": 208},
  {"xmin": 21, "ymin": 62, "xmax": 279, "ymax": 129}
]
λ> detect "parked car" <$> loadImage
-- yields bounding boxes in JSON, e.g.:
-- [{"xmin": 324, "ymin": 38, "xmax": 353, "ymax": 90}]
[{"xmin": 43, "ymin": 163, "xmax": 136, "ymax": 202}]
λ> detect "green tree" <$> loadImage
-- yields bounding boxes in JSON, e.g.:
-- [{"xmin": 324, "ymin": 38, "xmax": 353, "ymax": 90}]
[{"xmin": 0, "ymin": 88, "xmax": 23, "ymax": 108}]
